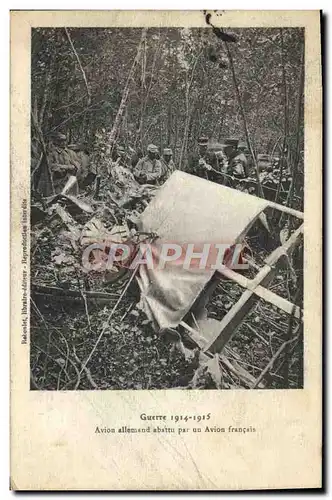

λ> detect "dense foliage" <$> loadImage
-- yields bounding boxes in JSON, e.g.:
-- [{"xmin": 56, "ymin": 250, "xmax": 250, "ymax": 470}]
[{"xmin": 31, "ymin": 26, "xmax": 304, "ymax": 173}]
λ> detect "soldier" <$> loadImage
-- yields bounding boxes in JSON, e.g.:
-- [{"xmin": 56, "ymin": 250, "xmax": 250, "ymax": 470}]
[
  {"xmin": 198, "ymin": 136, "xmax": 209, "ymax": 158},
  {"xmin": 209, "ymin": 144, "xmax": 229, "ymax": 184},
  {"xmin": 37, "ymin": 132, "xmax": 82, "ymax": 194},
  {"xmin": 161, "ymin": 148, "xmax": 176, "ymax": 180},
  {"xmin": 192, "ymin": 137, "xmax": 229, "ymax": 183},
  {"xmin": 190, "ymin": 136, "xmax": 213, "ymax": 179},
  {"xmin": 223, "ymin": 138, "xmax": 248, "ymax": 179},
  {"xmin": 49, "ymin": 132, "xmax": 81, "ymax": 172},
  {"xmin": 133, "ymin": 143, "xmax": 163, "ymax": 185}
]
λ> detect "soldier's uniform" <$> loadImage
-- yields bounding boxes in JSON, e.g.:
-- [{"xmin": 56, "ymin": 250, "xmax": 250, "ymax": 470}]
[
  {"xmin": 133, "ymin": 144, "xmax": 163, "ymax": 185},
  {"xmin": 190, "ymin": 137, "xmax": 213, "ymax": 179},
  {"xmin": 161, "ymin": 148, "xmax": 176, "ymax": 181},
  {"xmin": 37, "ymin": 133, "xmax": 83, "ymax": 194},
  {"xmin": 190, "ymin": 137, "xmax": 229, "ymax": 184},
  {"xmin": 231, "ymin": 151, "xmax": 248, "ymax": 178},
  {"xmin": 222, "ymin": 139, "xmax": 249, "ymax": 190},
  {"xmin": 209, "ymin": 148, "xmax": 229, "ymax": 183}
]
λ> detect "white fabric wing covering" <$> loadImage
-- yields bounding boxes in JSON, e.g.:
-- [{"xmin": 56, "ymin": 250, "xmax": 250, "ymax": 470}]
[{"xmin": 136, "ymin": 171, "xmax": 268, "ymax": 330}]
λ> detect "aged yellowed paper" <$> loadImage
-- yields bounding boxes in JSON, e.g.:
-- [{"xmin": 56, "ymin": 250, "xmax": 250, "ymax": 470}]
[{"xmin": 11, "ymin": 10, "xmax": 322, "ymax": 490}]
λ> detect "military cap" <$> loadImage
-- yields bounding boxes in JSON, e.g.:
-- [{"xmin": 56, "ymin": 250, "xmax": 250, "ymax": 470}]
[
  {"xmin": 238, "ymin": 141, "xmax": 247, "ymax": 149},
  {"xmin": 116, "ymin": 144, "xmax": 125, "ymax": 153},
  {"xmin": 198, "ymin": 136, "xmax": 209, "ymax": 146},
  {"xmin": 208, "ymin": 142, "xmax": 227, "ymax": 151},
  {"xmin": 224, "ymin": 138, "xmax": 239, "ymax": 147},
  {"xmin": 163, "ymin": 148, "xmax": 173, "ymax": 155},
  {"xmin": 147, "ymin": 144, "xmax": 159, "ymax": 153},
  {"xmin": 51, "ymin": 132, "xmax": 67, "ymax": 141}
]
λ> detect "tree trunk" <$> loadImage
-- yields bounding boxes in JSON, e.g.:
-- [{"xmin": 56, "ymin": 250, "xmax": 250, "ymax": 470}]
[
  {"xmin": 285, "ymin": 43, "xmax": 304, "ymax": 211},
  {"xmin": 274, "ymin": 29, "xmax": 289, "ymax": 205},
  {"xmin": 224, "ymin": 41, "xmax": 264, "ymax": 198},
  {"xmin": 107, "ymin": 28, "xmax": 147, "ymax": 159},
  {"xmin": 178, "ymin": 52, "xmax": 202, "ymax": 170}
]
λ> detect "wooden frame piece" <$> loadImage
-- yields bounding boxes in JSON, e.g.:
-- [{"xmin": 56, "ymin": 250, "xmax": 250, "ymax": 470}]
[
  {"xmin": 204, "ymin": 223, "xmax": 304, "ymax": 354},
  {"xmin": 217, "ymin": 267, "xmax": 302, "ymax": 319},
  {"xmin": 266, "ymin": 200, "xmax": 303, "ymax": 219},
  {"xmin": 177, "ymin": 203, "xmax": 304, "ymax": 388},
  {"xmin": 179, "ymin": 321, "xmax": 265, "ymax": 388}
]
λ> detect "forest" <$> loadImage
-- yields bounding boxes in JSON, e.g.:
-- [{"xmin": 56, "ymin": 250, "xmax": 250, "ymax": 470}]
[{"xmin": 30, "ymin": 21, "xmax": 304, "ymax": 391}]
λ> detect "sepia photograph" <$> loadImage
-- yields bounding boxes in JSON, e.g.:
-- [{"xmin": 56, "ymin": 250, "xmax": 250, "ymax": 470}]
[
  {"xmin": 30, "ymin": 21, "xmax": 305, "ymax": 391},
  {"xmin": 11, "ymin": 10, "xmax": 322, "ymax": 490}
]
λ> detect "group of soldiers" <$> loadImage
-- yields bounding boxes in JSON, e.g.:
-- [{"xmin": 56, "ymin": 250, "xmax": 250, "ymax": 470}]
[
  {"xmin": 113, "ymin": 143, "xmax": 175, "ymax": 186},
  {"xmin": 35, "ymin": 130, "xmax": 249, "ymax": 196},
  {"xmin": 111, "ymin": 136, "xmax": 249, "ymax": 188},
  {"xmin": 191, "ymin": 136, "xmax": 249, "ymax": 186}
]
